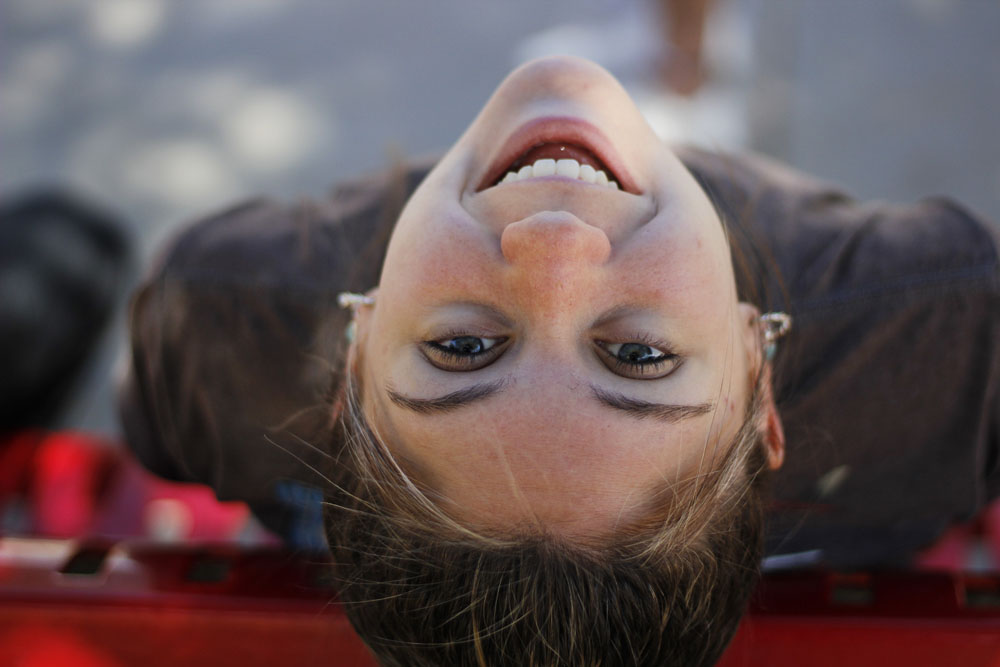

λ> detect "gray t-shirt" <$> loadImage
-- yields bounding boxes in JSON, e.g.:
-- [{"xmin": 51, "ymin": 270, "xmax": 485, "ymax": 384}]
[{"xmin": 120, "ymin": 149, "xmax": 1000, "ymax": 566}]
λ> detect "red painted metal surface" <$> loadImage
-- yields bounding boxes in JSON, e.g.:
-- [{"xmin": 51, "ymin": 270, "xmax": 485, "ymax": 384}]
[
  {"xmin": 2, "ymin": 539, "xmax": 1000, "ymax": 667},
  {"xmin": 0, "ymin": 539, "xmax": 375, "ymax": 667},
  {"xmin": 720, "ymin": 571, "xmax": 1000, "ymax": 667}
]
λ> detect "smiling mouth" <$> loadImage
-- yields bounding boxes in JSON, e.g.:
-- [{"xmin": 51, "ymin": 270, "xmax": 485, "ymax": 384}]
[
  {"xmin": 476, "ymin": 117, "xmax": 640, "ymax": 194},
  {"xmin": 492, "ymin": 142, "xmax": 621, "ymax": 190}
]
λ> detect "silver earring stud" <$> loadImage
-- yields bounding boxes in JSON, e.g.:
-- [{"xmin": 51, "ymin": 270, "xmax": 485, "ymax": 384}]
[
  {"xmin": 337, "ymin": 292, "xmax": 375, "ymax": 310},
  {"xmin": 760, "ymin": 311, "xmax": 792, "ymax": 360},
  {"xmin": 339, "ymin": 292, "xmax": 375, "ymax": 343}
]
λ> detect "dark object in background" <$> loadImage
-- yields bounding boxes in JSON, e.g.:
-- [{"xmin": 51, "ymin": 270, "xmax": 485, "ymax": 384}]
[{"xmin": 0, "ymin": 191, "xmax": 130, "ymax": 433}]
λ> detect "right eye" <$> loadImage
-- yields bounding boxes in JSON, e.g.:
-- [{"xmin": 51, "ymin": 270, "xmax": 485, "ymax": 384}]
[
  {"xmin": 595, "ymin": 337, "xmax": 680, "ymax": 380},
  {"xmin": 421, "ymin": 335, "xmax": 507, "ymax": 371}
]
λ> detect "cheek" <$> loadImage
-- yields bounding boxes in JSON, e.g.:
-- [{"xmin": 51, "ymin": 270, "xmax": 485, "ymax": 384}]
[
  {"xmin": 383, "ymin": 217, "xmax": 498, "ymax": 302},
  {"xmin": 620, "ymin": 229, "xmax": 734, "ymax": 318}
]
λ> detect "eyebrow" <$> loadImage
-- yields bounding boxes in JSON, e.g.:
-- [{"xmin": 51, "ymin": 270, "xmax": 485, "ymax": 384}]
[
  {"xmin": 386, "ymin": 378, "xmax": 713, "ymax": 424},
  {"xmin": 387, "ymin": 378, "xmax": 509, "ymax": 414},
  {"xmin": 589, "ymin": 386, "xmax": 714, "ymax": 424}
]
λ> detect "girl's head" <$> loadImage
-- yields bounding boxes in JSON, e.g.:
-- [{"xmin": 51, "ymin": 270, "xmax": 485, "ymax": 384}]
[
  {"xmin": 348, "ymin": 56, "xmax": 783, "ymax": 535},
  {"xmin": 327, "ymin": 56, "xmax": 785, "ymax": 664}
]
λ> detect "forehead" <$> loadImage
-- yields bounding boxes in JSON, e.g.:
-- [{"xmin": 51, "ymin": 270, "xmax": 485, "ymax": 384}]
[{"xmin": 365, "ymin": 368, "xmax": 746, "ymax": 537}]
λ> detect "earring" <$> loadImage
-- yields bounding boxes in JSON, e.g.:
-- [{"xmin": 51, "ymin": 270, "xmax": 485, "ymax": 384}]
[
  {"xmin": 760, "ymin": 312, "xmax": 792, "ymax": 360},
  {"xmin": 338, "ymin": 292, "xmax": 375, "ymax": 343},
  {"xmin": 337, "ymin": 292, "xmax": 375, "ymax": 310}
]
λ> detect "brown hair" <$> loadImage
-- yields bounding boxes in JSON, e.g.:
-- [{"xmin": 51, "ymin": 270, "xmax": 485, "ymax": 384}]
[
  {"xmin": 324, "ymin": 367, "xmax": 770, "ymax": 666},
  {"xmin": 322, "ymin": 153, "xmax": 777, "ymax": 665}
]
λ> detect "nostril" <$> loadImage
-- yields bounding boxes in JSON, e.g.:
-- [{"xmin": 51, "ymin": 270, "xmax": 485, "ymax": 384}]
[{"xmin": 500, "ymin": 211, "xmax": 612, "ymax": 266}]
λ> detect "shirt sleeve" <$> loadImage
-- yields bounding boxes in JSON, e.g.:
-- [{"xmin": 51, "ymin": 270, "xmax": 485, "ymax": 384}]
[
  {"xmin": 117, "ymin": 159, "xmax": 435, "ymax": 544},
  {"xmin": 117, "ymin": 199, "xmax": 346, "ymax": 541},
  {"xmin": 679, "ymin": 145, "xmax": 1000, "ymax": 565}
]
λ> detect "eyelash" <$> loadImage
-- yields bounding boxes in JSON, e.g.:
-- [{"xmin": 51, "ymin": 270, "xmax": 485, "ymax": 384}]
[
  {"xmin": 595, "ymin": 333, "xmax": 678, "ymax": 378},
  {"xmin": 422, "ymin": 331, "xmax": 679, "ymax": 378},
  {"xmin": 421, "ymin": 331, "xmax": 507, "ymax": 370}
]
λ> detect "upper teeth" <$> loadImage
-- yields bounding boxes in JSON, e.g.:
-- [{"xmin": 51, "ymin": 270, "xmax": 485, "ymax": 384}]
[{"xmin": 500, "ymin": 158, "xmax": 619, "ymax": 189}]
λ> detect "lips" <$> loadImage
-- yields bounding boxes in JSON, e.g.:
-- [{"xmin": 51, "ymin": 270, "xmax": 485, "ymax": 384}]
[{"xmin": 476, "ymin": 116, "xmax": 640, "ymax": 194}]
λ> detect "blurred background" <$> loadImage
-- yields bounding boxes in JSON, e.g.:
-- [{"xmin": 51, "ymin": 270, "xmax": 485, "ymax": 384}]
[{"xmin": 1, "ymin": 0, "xmax": 998, "ymax": 544}]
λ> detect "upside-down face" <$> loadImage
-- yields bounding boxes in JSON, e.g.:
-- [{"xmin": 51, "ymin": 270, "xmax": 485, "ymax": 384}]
[{"xmin": 353, "ymin": 56, "xmax": 781, "ymax": 539}]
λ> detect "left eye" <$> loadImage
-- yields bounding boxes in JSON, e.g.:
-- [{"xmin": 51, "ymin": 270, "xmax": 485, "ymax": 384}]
[
  {"xmin": 422, "ymin": 335, "xmax": 506, "ymax": 371},
  {"xmin": 596, "ymin": 340, "xmax": 679, "ymax": 379},
  {"xmin": 605, "ymin": 342, "xmax": 664, "ymax": 364}
]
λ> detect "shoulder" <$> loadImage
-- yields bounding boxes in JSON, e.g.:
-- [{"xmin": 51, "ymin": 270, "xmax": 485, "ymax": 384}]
[
  {"xmin": 787, "ymin": 195, "xmax": 999, "ymax": 316},
  {"xmin": 143, "ymin": 192, "xmax": 361, "ymax": 296},
  {"xmin": 677, "ymin": 145, "xmax": 1000, "ymax": 309},
  {"xmin": 143, "ymin": 155, "xmax": 437, "ymax": 295}
]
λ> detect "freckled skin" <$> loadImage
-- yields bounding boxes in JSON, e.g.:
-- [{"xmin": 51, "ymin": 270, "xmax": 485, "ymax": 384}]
[{"xmin": 353, "ymin": 57, "xmax": 780, "ymax": 539}]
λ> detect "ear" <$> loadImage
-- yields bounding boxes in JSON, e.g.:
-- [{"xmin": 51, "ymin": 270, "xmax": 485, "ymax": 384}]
[
  {"xmin": 758, "ymin": 361, "xmax": 786, "ymax": 470},
  {"xmin": 737, "ymin": 302, "xmax": 785, "ymax": 471}
]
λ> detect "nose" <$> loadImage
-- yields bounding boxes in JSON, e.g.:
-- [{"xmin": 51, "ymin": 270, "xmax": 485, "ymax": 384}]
[{"xmin": 500, "ymin": 211, "xmax": 612, "ymax": 268}]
